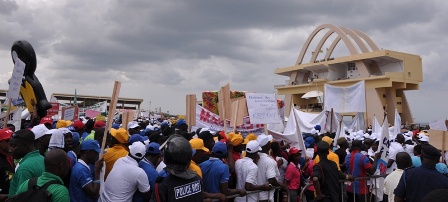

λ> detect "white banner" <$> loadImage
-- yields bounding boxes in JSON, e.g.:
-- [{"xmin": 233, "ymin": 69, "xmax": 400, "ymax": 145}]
[
  {"xmin": 79, "ymin": 101, "xmax": 108, "ymax": 114},
  {"xmin": 246, "ymin": 93, "xmax": 282, "ymax": 124},
  {"xmin": 191, "ymin": 105, "xmax": 264, "ymax": 135},
  {"xmin": 324, "ymin": 81, "xmax": 366, "ymax": 112},
  {"xmin": 0, "ymin": 108, "xmax": 22, "ymax": 131}
]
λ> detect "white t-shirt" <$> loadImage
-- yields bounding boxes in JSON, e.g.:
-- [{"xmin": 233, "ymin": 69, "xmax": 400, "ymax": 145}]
[
  {"xmin": 387, "ymin": 142, "xmax": 404, "ymax": 174},
  {"xmin": 256, "ymin": 153, "xmax": 280, "ymax": 201},
  {"xmin": 384, "ymin": 169, "xmax": 404, "ymax": 202},
  {"xmin": 235, "ymin": 157, "xmax": 259, "ymax": 202},
  {"xmin": 100, "ymin": 156, "xmax": 150, "ymax": 202},
  {"xmin": 275, "ymin": 156, "xmax": 287, "ymax": 183}
]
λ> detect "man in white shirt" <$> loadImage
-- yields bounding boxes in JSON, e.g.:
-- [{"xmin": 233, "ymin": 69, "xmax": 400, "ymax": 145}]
[
  {"xmin": 235, "ymin": 140, "xmax": 271, "ymax": 202},
  {"xmin": 100, "ymin": 141, "xmax": 151, "ymax": 202},
  {"xmin": 387, "ymin": 134, "xmax": 405, "ymax": 174},
  {"xmin": 384, "ymin": 152, "xmax": 412, "ymax": 202},
  {"xmin": 256, "ymin": 134, "xmax": 286, "ymax": 202}
]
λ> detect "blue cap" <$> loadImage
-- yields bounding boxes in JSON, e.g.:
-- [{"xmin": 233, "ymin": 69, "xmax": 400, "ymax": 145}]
[
  {"xmin": 72, "ymin": 132, "xmax": 80, "ymax": 147},
  {"xmin": 212, "ymin": 142, "xmax": 227, "ymax": 157},
  {"xmin": 176, "ymin": 119, "xmax": 186, "ymax": 127},
  {"xmin": 111, "ymin": 123, "xmax": 120, "ymax": 130},
  {"xmin": 67, "ymin": 126, "xmax": 76, "ymax": 132},
  {"xmin": 436, "ymin": 163, "xmax": 448, "ymax": 174},
  {"xmin": 129, "ymin": 134, "xmax": 149, "ymax": 144},
  {"xmin": 80, "ymin": 140, "xmax": 101, "ymax": 153},
  {"xmin": 146, "ymin": 142, "xmax": 161, "ymax": 154}
]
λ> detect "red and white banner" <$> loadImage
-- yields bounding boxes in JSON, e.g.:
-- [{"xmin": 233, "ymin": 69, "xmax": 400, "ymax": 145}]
[{"xmin": 192, "ymin": 105, "xmax": 264, "ymax": 135}]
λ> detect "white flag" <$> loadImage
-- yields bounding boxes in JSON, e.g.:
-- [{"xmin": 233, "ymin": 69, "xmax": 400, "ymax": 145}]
[{"xmin": 324, "ymin": 81, "xmax": 366, "ymax": 113}]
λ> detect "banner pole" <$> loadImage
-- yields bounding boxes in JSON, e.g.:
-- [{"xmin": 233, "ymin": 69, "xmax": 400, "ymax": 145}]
[
  {"xmin": 99, "ymin": 81, "xmax": 121, "ymax": 159},
  {"xmin": 3, "ymin": 100, "xmax": 12, "ymax": 126}
]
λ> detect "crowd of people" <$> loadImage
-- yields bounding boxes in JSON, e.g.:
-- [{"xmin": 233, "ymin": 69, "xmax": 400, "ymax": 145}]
[{"xmin": 0, "ymin": 115, "xmax": 448, "ymax": 202}]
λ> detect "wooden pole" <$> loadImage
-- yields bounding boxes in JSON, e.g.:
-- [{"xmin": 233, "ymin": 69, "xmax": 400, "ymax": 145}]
[
  {"xmin": 99, "ymin": 81, "xmax": 121, "ymax": 159},
  {"xmin": 232, "ymin": 99, "xmax": 239, "ymax": 129},
  {"xmin": 3, "ymin": 100, "xmax": 12, "ymax": 126},
  {"xmin": 330, "ymin": 108, "xmax": 334, "ymax": 133},
  {"xmin": 222, "ymin": 101, "xmax": 227, "ymax": 134}
]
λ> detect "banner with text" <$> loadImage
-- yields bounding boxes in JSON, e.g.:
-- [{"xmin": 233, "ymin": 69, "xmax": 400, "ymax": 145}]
[
  {"xmin": 246, "ymin": 93, "xmax": 282, "ymax": 124},
  {"xmin": 0, "ymin": 108, "xmax": 22, "ymax": 131},
  {"xmin": 192, "ymin": 104, "xmax": 264, "ymax": 135}
]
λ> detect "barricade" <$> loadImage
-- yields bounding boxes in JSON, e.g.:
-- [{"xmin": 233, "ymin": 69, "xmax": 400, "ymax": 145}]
[{"xmin": 207, "ymin": 175, "xmax": 385, "ymax": 201}]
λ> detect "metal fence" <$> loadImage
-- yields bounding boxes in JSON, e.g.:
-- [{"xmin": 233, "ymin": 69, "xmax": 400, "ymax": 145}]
[{"xmin": 211, "ymin": 175, "xmax": 386, "ymax": 202}]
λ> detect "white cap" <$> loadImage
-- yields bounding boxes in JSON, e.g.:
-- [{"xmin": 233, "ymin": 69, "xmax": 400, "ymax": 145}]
[
  {"xmin": 128, "ymin": 121, "xmax": 139, "ymax": 129},
  {"xmin": 129, "ymin": 141, "xmax": 146, "ymax": 159},
  {"xmin": 257, "ymin": 133, "xmax": 273, "ymax": 147},
  {"xmin": 31, "ymin": 124, "xmax": 50, "ymax": 140},
  {"xmin": 418, "ymin": 133, "xmax": 429, "ymax": 142},
  {"xmin": 246, "ymin": 140, "xmax": 261, "ymax": 153},
  {"xmin": 369, "ymin": 133, "xmax": 378, "ymax": 141}
]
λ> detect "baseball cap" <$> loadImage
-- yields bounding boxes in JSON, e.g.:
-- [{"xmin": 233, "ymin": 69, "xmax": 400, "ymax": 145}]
[
  {"xmin": 73, "ymin": 120, "xmax": 84, "ymax": 130},
  {"xmin": 129, "ymin": 141, "xmax": 146, "ymax": 159},
  {"xmin": 289, "ymin": 147, "xmax": 302, "ymax": 156},
  {"xmin": 94, "ymin": 121, "xmax": 105, "ymax": 129},
  {"xmin": 230, "ymin": 134, "xmax": 244, "ymax": 146},
  {"xmin": 111, "ymin": 128, "xmax": 129, "ymax": 144},
  {"xmin": 176, "ymin": 119, "xmax": 186, "ymax": 127},
  {"xmin": 129, "ymin": 134, "xmax": 149, "ymax": 144},
  {"xmin": 212, "ymin": 142, "xmax": 227, "ymax": 157},
  {"xmin": 336, "ymin": 137, "xmax": 348, "ymax": 145},
  {"xmin": 245, "ymin": 140, "xmax": 261, "ymax": 153},
  {"xmin": 322, "ymin": 136, "xmax": 333, "ymax": 146},
  {"xmin": 56, "ymin": 120, "xmax": 68, "ymax": 129},
  {"xmin": 40, "ymin": 116, "xmax": 53, "ymax": 125},
  {"xmin": 418, "ymin": 133, "xmax": 429, "ymax": 142},
  {"xmin": 245, "ymin": 133, "xmax": 258, "ymax": 141},
  {"xmin": 31, "ymin": 124, "xmax": 50, "ymax": 140},
  {"xmin": 189, "ymin": 138, "xmax": 209, "ymax": 152},
  {"xmin": 146, "ymin": 142, "xmax": 161, "ymax": 154},
  {"xmin": 128, "ymin": 121, "xmax": 139, "ymax": 129},
  {"xmin": 257, "ymin": 133, "xmax": 273, "ymax": 147},
  {"xmin": 80, "ymin": 139, "xmax": 101, "ymax": 153},
  {"xmin": 0, "ymin": 128, "xmax": 13, "ymax": 141}
]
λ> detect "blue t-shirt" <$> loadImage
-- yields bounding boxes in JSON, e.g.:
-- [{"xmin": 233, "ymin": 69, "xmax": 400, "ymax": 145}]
[
  {"xmin": 411, "ymin": 156, "xmax": 422, "ymax": 167},
  {"xmin": 199, "ymin": 158, "xmax": 229, "ymax": 193},
  {"xmin": 67, "ymin": 151, "xmax": 77, "ymax": 168},
  {"xmin": 345, "ymin": 151, "xmax": 372, "ymax": 194},
  {"xmin": 69, "ymin": 160, "xmax": 96, "ymax": 202},
  {"xmin": 133, "ymin": 158, "xmax": 159, "ymax": 202}
]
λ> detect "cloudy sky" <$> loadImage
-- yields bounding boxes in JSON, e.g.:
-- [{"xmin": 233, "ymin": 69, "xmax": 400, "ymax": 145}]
[{"xmin": 0, "ymin": 0, "xmax": 447, "ymax": 123}]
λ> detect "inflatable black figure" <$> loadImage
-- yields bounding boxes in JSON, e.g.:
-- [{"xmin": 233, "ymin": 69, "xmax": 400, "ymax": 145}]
[{"xmin": 11, "ymin": 40, "xmax": 51, "ymax": 118}]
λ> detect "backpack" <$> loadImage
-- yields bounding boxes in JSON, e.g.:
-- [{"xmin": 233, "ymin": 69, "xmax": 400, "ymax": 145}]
[{"xmin": 9, "ymin": 177, "xmax": 61, "ymax": 202}]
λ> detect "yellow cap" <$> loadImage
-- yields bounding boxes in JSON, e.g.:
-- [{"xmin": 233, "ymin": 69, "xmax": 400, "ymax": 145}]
[
  {"xmin": 112, "ymin": 128, "xmax": 129, "ymax": 144},
  {"xmin": 56, "ymin": 120, "xmax": 68, "ymax": 129},
  {"xmin": 230, "ymin": 134, "xmax": 244, "ymax": 146},
  {"xmin": 322, "ymin": 136, "xmax": 333, "ymax": 146},
  {"xmin": 190, "ymin": 138, "xmax": 210, "ymax": 152},
  {"xmin": 245, "ymin": 133, "xmax": 257, "ymax": 141}
]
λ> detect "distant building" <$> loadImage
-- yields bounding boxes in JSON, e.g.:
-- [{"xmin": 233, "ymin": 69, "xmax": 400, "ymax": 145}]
[{"xmin": 274, "ymin": 24, "xmax": 422, "ymax": 125}]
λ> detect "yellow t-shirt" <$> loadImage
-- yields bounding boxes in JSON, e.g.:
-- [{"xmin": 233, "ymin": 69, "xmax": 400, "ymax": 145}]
[
  {"xmin": 104, "ymin": 145, "xmax": 129, "ymax": 179},
  {"xmin": 314, "ymin": 150, "xmax": 341, "ymax": 170},
  {"xmin": 189, "ymin": 160, "xmax": 203, "ymax": 178}
]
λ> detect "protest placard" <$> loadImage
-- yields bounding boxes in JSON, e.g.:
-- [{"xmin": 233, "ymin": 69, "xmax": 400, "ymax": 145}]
[
  {"xmin": 61, "ymin": 106, "xmax": 79, "ymax": 121},
  {"xmin": 0, "ymin": 108, "xmax": 22, "ymax": 131},
  {"xmin": 47, "ymin": 102, "xmax": 60, "ymax": 116},
  {"xmin": 246, "ymin": 93, "xmax": 281, "ymax": 124},
  {"xmin": 429, "ymin": 119, "xmax": 447, "ymax": 131}
]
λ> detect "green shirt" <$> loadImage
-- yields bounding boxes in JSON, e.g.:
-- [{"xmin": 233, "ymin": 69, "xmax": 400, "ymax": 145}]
[
  {"xmin": 16, "ymin": 172, "xmax": 69, "ymax": 202},
  {"xmin": 9, "ymin": 150, "xmax": 45, "ymax": 197}
]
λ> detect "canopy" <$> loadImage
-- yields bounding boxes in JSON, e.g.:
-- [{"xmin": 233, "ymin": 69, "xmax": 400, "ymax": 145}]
[{"xmin": 301, "ymin": 90, "xmax": 323, "ymax": 99}]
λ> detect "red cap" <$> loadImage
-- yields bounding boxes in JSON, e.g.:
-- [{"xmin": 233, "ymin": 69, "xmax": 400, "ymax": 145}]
[
  {"xmin": 73, "ymin": 120, "xmax": 84, "ymax": 130},
  {"xmin": 0, "ymin": 128, "xmax": 14, "ymax": 141},
  {"xmin": 288, "ymin": 147, "xmax": 302, "ymax": 156},
  {"xmin": 40, "ymin": 116, "xmax": 53, "ymax": 125},
  {"xmin": 94, "ymin": 120, "xmax": 105, "ymax": 129}
]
